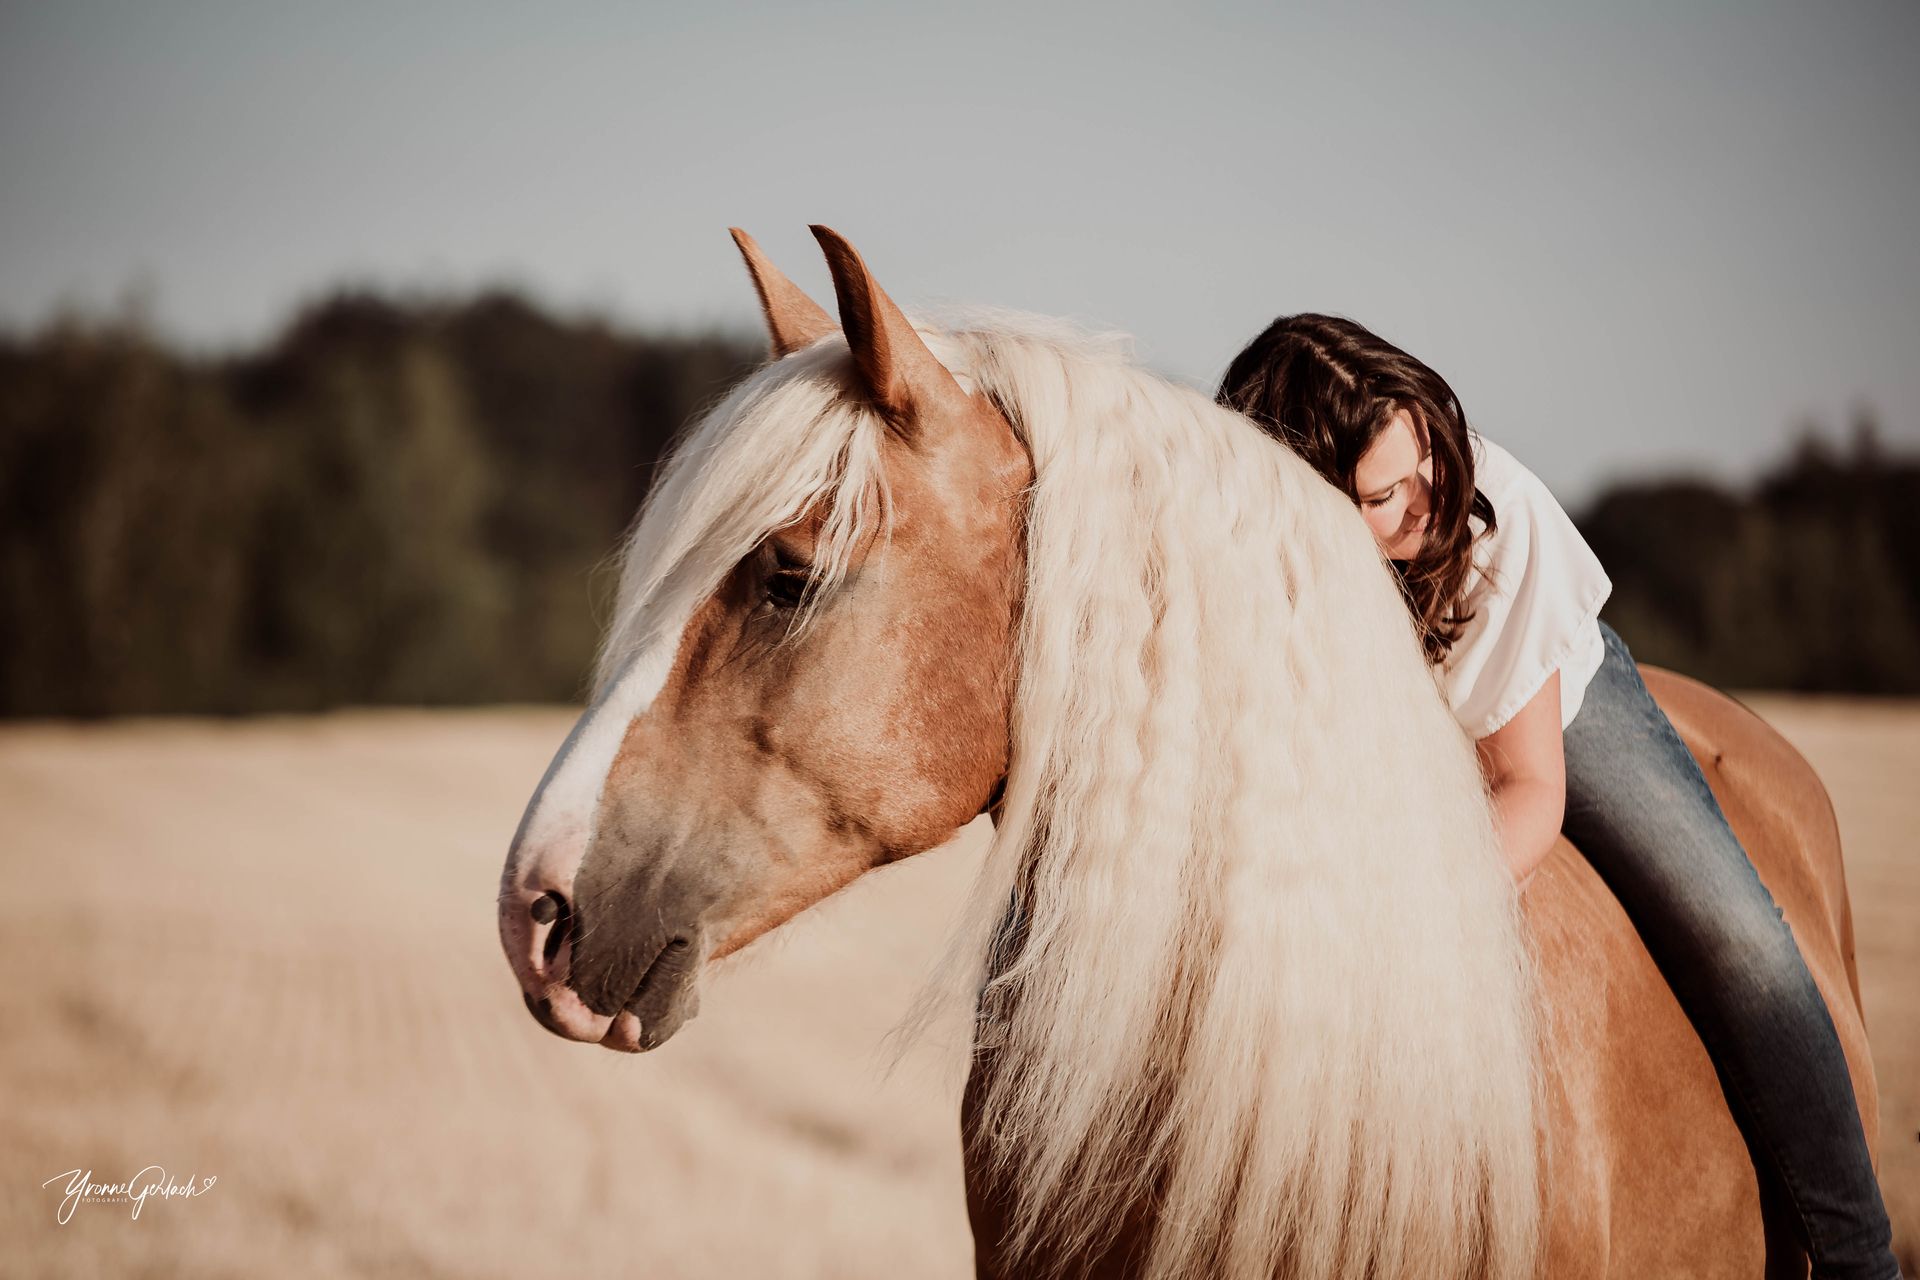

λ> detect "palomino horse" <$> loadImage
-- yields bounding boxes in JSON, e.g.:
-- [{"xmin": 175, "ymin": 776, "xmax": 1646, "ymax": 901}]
[{"xmin": 496, "ymin": 227, "xmax": 1882, "ymax": 1280}]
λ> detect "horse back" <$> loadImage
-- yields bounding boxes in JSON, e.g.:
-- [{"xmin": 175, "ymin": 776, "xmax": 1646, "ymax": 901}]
[{"xmin": 1522, "ymin": 666, "xmax": 1877, "ymax": 1279}]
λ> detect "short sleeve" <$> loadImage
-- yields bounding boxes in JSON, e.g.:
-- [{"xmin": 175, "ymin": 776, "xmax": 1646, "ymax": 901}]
[{"xmin": 1441, "ymin": 440, "xmax": 1612, "ymax": 740}]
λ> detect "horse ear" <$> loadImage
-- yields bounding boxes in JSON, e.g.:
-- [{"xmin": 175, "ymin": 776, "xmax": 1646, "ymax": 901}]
[
  {"xmin": 729, "ymin": 228, "xmax": 836, "ymax": 358},
  {"xmin": 809, "ymin": 225, "xmax": 969, "ymax": 444}
]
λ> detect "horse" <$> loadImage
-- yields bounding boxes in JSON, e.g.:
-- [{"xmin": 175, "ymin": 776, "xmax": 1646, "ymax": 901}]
[{"xmin": 495, "ymin": 226, "xmax": 1882, "ymax": 1280}]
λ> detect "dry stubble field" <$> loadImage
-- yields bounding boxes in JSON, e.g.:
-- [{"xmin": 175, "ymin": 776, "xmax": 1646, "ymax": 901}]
[{"xmin": 2, "ymin": 698, "xmax": 1914, "ymax": 1278}]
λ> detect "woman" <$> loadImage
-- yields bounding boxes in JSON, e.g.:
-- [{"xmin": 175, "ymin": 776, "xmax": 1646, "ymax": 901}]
[{"xmin": 1215, "ymin": 312, "xmax": 1900, "ymax": 1280}]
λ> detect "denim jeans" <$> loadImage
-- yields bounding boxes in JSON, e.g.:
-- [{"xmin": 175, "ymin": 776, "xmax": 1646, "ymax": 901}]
[
  {"xmin": 982, "ymin": 621, "xmax": 1901, "ymax": 1278},
  {"xmin": 1565, "ymin": 620, "xmax": 1897, "ymax": 1279}
]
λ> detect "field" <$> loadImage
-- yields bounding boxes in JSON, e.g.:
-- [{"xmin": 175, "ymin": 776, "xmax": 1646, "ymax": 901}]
[{"xmin": 2, "ymin": 700, "xmax": 1914, "ymax": 1278}]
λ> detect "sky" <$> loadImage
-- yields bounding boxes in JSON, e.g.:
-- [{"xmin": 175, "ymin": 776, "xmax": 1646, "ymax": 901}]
[{"xmin": 2, "ymin": 1, "xmax": 1915, "ymax": 504}]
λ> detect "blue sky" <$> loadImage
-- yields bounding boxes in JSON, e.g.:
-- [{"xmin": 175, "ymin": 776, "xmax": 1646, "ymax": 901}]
[{"xmin": 2, "ymin": 1, "xmax": 1915, "ymax": 502}]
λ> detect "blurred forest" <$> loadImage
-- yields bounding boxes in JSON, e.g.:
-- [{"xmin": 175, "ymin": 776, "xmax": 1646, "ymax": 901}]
[
  {"xmin": 0, "ymin": 292, "xmax": 757, "ymax": 715},
  {"xmin": 1585, "ymin": 419, "xmax": 1920, "ymax": 695},
  {"xmin": 2, "ymin": 290, "xmax": 1916, "ymax": 716}
]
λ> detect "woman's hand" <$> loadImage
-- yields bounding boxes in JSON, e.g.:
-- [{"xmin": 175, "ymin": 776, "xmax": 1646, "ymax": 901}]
[{"xmin": 1474, "ymin": 672, "xmax": 1568, "ymax": 893}]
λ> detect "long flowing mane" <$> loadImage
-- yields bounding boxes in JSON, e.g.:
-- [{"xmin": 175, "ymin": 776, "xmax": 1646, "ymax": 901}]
[{"xmin": 596, "ymin": 310, "xmax": 1544, "ymax": 1280}]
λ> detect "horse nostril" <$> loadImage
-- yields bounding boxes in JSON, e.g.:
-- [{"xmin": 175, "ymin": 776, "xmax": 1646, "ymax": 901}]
[
  {"xmin": 533, "ymin": 892, "xmax": 571, "ymax": 970},
  {"xmin": 669, "ymin": 937, "xmax": 690, "ymax": 951}
]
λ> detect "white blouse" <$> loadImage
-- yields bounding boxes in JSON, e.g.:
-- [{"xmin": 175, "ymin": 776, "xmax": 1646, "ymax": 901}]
[{"xmin": 1439, "ymin": 436, "xmax": 1613, "ymax": 740}]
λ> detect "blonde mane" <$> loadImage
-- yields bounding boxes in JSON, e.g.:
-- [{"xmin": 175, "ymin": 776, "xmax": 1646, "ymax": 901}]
[{"xmin": 598, "ymin": 310, "xmax": 1544, "ymax": 1280}]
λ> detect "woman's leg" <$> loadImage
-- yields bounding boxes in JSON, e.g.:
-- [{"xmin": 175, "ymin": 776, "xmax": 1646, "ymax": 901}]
[{"xmin": 1560, "ymin": 621, "xmax": 1899, "ymax": 1279}]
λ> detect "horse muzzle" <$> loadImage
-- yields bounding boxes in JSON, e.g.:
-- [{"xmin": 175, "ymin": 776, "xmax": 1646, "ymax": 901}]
[{"xmin": 499, "ymin": 873, "xmax": 708, "ymax": 1054}]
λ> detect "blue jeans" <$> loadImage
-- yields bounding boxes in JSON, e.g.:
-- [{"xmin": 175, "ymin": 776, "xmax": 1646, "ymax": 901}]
[{"xmin": 1566, "ymin": 621, "xmax": 1897, "ymax": 1279}]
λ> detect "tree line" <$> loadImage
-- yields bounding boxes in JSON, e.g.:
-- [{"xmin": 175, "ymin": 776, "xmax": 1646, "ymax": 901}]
[
  {"xmin": 1583, "ymin": 419, "xmax": 1920, "ymax": 695},
  {"xmin": 3, "ymin": 289, "xmax": 1915, "ymax": 716}
]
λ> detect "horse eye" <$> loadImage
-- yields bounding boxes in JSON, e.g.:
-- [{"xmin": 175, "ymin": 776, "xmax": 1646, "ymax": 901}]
[
  {"xmin": 765, "ymin": 545, "xmax": 813, "ymax": 610},
  {"xmin": 767, "ymin": 570, "xmax": 809, "ymax": 610}
]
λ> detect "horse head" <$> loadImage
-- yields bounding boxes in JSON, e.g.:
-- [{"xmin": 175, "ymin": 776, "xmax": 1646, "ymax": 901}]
[{"xmin": 497, "ymin": 227, "xmax": 1032, "ymax": 1052}]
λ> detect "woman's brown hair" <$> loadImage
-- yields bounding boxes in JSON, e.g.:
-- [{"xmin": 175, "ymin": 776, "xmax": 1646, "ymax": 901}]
[{"xmin": 1216, "ymin": 313, "xmax": 1494, "ymax": 663}]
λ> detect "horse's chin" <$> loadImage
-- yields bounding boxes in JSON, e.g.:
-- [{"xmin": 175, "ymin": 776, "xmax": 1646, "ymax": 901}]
[
  {"xmin": 606, "ymin": 974, "xmax": 702, "ymax": 1053},
  {"xmin": 597, "ymin": 999, "xmax": 698, "ymax": 1053}
]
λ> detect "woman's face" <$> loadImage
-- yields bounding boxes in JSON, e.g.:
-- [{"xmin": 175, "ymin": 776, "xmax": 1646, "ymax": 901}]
[{"xmin": 1352, "ymin": 408, "xmax": 1433, "ymax": 560}]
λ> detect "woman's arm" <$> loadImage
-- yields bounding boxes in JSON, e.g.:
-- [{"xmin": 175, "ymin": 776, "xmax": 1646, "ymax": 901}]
[{"xmin": 1474, "ymin": 671, "xmax": 1567, "ymax": 893}]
